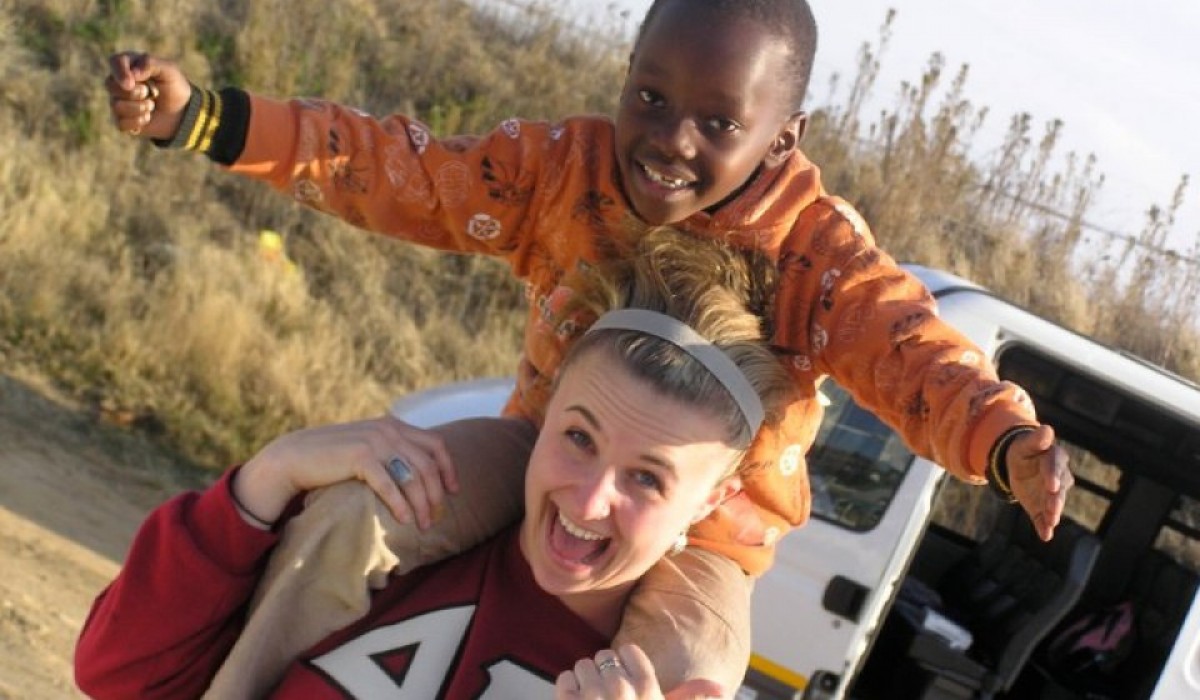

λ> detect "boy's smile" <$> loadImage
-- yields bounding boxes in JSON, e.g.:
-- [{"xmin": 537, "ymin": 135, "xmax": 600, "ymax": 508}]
[{"xmin": 615, "ymin": 0, "xmax": 805, "ymax": 225}]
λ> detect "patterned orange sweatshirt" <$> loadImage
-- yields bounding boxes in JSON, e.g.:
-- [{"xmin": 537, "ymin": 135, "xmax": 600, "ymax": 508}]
[{"xmin": 203, "ymin": 90, "xmax": 1037, "ymax": 575}]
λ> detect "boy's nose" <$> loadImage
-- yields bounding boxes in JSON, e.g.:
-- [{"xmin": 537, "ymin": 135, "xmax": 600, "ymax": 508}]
[{"xmin": 651, "ymin": 116, "xmax": 698, "ymax": 160}]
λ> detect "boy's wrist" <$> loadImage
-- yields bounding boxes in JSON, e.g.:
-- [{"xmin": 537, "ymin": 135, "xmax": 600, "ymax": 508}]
[
  {"xmin": 151, "ymin": 82, "xmax": 208, "ymax": 151},
  {"xmin": 986, "ymin": 425, "xmax": 1037, "ymax": 502},
  {"xmin": 152, "ymin": 86, "xmax": 250, "ymax": 165}
]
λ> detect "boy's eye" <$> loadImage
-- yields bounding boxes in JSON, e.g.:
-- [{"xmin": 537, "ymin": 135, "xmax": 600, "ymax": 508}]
[
  {"xmin": 637, "ymin": 89, "xmax": 664, "ymax": 107},
  {"xmin": 707, "ymin": 117, "xmax": 740, "ymax": 133}
]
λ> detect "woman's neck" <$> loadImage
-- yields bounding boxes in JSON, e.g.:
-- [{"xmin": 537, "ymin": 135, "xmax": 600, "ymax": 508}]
[{"xmin": 557, "ymin": 584, "xmax": 636, "ymax": 638}]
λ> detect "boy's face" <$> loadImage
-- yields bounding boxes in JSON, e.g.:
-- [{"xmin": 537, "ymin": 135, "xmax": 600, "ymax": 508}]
[{"xmin": 616, "ymin": 2, "xmax": 804, "ymax": 225}]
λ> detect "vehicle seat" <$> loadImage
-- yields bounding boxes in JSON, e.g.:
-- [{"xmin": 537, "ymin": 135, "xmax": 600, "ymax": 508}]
[
  {"xmin": 1114, "ymin": 550, "xmax": 1198, "ymax": 698},
  {"xmin": 903, "ymin": 506, "xmax": 1100, "ymax": 699}
]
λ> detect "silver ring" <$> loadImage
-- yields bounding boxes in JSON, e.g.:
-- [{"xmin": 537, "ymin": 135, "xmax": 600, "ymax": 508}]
[
  {"xmin": 596, "ymin": 657, "xmax": 622, "ymax": 673},
  {"xmin": 386, "ymin": 457, "xmax": 415, "ymax": 485}
]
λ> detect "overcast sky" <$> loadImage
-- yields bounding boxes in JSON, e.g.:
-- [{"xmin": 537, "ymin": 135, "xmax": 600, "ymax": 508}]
[{"xmin": 543, "ymin": 0, "xmax": 1199, "ymax": 255}]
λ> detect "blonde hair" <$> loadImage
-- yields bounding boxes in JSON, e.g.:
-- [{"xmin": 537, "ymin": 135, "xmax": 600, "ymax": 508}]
[{"xmin": 560, "ymin": 227, "xmax": 792, "ymax": 453}]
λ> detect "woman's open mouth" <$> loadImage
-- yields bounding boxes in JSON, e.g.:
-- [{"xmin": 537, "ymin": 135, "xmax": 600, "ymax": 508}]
[{"xmin": 549, "ymin": 509, "xmax": 611, "ymax": 566}]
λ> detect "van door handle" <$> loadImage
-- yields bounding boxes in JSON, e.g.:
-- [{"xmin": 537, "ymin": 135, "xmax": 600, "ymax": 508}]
[{"xmin": 823, "ymin": 575, "xmax": 869, "ymax": 622}]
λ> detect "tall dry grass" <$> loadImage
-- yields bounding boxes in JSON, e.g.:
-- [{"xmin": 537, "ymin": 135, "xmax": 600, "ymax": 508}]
[
  {"xmin": 0, "ymin": 0, "xmax": 1195, "ymax": 474},
  {"xmin": 805, "ymin": 12, "xmax": 1199, "ymax": 372},
  {"xmin": 1, "ymin": 0, "xmax": 623, "ymax": 466}
]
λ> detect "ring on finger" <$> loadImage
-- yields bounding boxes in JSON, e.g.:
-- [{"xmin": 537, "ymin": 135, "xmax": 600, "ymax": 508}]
[
  {"xmin": 386, "ymin": 456, "xmax": 415, "ymax": 486},
  {"xmin": 596, "ymin": 656, "xmax": 622, "ymax": 673}
]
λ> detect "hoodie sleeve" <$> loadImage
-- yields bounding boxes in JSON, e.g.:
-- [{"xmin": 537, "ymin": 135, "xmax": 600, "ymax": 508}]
[
  {"xmin": 187, "ymin": 87, "xmax": 576, "ymax": 264},
  {"xmin": 74, "ymin": 468, "xmax": 279, "ymax": 699},
  {"xmin": 772, "ymin": 196, "xmax": 1039, "ymax": 481}
]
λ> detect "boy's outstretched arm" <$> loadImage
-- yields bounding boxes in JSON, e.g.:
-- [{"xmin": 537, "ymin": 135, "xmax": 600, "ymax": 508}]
[
  {"xmin": 769, "ymin": 196, "xmax": 1076, "ymax": 541},
  {"xmin": 1001, "ymin": 425, "xmax": 1074, "ymax": 541},
  {"xmin": 104, "ymin": 52, "xmax": 190, "ymax": 139}
]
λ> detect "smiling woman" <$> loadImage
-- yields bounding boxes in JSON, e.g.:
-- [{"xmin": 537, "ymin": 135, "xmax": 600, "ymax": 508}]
[{"xmin": 74, "ymin": 227, "xmax": 794, "ymax": 700}]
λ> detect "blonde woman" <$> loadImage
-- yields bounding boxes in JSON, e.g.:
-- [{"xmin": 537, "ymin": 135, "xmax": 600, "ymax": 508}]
[{"xmin": 77, "ymin": 230, "xmax": 792, "ymax": 699}]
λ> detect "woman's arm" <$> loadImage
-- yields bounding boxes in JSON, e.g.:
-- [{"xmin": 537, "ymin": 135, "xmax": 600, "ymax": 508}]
[
  {"xmin": 76, "ymin": 414, "xmax": 456, "ymax": 697},
  {"xmin": 75, "ymin": 469, "xmax": 278, "ymax": 699}
]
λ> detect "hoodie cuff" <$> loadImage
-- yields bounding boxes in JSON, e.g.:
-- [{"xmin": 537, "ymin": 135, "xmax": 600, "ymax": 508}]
[{"xmin": 152, "ymin": 86, "xmax": 249, "ymax": 166}]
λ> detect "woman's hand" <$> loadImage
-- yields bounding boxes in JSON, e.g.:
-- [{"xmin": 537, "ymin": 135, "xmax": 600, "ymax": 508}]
[
  {"xmin": 555, "ymin": 645, "xmax": 725, "ymax": 700},
  {"xmin": 233, "ymin": 415, "xmax": 459, "ymax": 529},
  {"xmin": 104, "ymin": 51, "xmax": 192, "ymax": 139}
]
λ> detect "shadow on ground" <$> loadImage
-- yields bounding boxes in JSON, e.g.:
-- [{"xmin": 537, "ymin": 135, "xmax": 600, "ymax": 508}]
[{"xmin": 0, "ymin": 372, "xmax": 209, "ymax": 562}]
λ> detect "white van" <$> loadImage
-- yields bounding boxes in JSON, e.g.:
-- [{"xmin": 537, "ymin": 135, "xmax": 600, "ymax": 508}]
[{"xmin": 392, "ymin": 265, "xmax": 1200, "ymax": 700}]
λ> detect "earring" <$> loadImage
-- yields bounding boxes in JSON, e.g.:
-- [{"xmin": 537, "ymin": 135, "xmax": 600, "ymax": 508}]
[{"xmin": 670, "ymin": 532, "xmax": 688, "ymax": 556}]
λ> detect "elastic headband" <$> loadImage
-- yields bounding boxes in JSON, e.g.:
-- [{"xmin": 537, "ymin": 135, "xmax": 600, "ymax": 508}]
[{"xmin": 587, "ymin": 308, "xmax": 765, "ymax": 435}]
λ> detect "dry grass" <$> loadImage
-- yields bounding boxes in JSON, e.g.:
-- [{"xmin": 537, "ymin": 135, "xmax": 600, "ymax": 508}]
[
  {"xmin": 805, "ymin": 12, "xmax": 1199, "ymax": 372},
  {"xmin": 1, "ymin": 0, "xmax": 1195, "ymax": 476}
]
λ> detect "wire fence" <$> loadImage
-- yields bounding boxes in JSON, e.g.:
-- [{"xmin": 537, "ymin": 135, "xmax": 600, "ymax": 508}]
[{"xmin": 987, "ymin": 189, "xmax": 1199, "ymax": 266}]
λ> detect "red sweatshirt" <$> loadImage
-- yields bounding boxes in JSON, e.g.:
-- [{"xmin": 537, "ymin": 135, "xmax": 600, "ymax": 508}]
[{"xmin": 75, "ymin": 470, "xmax": 604, "ymax": 698}]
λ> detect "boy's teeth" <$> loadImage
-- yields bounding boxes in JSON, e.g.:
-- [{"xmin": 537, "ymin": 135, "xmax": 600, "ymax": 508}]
[
  {"xmin": 643, "ymin": 164, "xmax": 688, "ymax": 189},
  {"xmin": 558, "ymin": 512, "xmax": 605, "ymax": 541}
]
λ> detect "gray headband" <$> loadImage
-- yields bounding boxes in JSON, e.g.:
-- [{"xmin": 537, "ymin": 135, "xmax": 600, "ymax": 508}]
[{"xmin": 587, "ymin": 308, "xmax": 765, "ymax": 435}]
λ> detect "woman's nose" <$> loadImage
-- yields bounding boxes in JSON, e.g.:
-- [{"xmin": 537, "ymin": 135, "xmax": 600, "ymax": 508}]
[{"xmin": 573, "ymin": 471, "xmax": 618, "ymax": 521}]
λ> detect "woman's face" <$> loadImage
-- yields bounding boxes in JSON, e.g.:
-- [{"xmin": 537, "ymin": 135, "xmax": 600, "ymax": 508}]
[{"xmin": 520, "ymin": 348, "xmax": 742, "ymax": 608}]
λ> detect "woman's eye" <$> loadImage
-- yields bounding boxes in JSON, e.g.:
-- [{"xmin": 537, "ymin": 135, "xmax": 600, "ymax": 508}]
[
  {"xmin": 630, "ymin": 470, "xmax": 664, "ymax": 492},
  {"xmin": 565, "ymin": 428, "xmax": 593, "ymax": 451}
]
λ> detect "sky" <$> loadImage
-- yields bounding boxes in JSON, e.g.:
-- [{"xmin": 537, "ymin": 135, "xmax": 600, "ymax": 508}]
[{"xmin": 541, "ymin": 0, "xmax": 1200, "ymax": 257}]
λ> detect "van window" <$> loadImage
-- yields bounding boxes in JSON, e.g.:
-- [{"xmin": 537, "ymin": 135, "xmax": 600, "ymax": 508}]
[
  {"xmin": 1156, "ymin": 494, "xmax": 1200, "ymax": 575},
  {"xmin": 1063, "ymin": 449, "xmax": 1118, "ymax": 532},
  {"xmin": 808, "ymin": 381, "xmax": 914, "ymax": 531}
]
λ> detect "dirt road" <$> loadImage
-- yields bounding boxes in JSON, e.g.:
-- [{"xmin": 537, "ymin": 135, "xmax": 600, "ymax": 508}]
[{"xmin": 0, "ymin": 373, "xmax": 202, "ymax": 699}]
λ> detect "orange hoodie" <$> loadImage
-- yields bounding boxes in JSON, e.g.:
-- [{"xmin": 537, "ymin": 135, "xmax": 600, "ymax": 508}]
[{"xmin": 227, "ymin": 95, "xmax": 1037, "ymax": 574}]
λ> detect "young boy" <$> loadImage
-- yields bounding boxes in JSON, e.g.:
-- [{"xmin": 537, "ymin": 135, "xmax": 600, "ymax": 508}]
[{"xmin": 105, "ymin": 0, "xmax": 1072, "ymax": 695}]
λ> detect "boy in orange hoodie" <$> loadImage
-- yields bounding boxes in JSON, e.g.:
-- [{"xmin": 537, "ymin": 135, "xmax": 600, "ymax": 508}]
[{"xmin": 105, "ymin": 0, "xmax": 1072, "ymax": 695}]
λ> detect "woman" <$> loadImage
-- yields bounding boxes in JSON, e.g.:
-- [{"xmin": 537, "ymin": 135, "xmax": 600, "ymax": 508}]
[{"xmin": 75, "ymin": 229, "xmax": 794, "ymax": 699}]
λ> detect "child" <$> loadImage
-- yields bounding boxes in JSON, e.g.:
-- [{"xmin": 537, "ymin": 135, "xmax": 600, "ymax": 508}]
[{"xmin": 104, "ymin": 0, "xmax": 1072, "ymax": 694}]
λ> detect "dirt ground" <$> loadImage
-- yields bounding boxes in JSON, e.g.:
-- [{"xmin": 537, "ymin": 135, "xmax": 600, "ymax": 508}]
[{"xmin": 0, "ymin": 372, "xmax": 205, "ymax": 699}]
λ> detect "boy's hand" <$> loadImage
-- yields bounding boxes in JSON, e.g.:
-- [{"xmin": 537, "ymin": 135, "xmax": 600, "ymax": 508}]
[
  {"xmin": 234, "ymin": 415, "xmax": 460, "ymax": 530},
  {"xmin": 104, "ymin": 52, "xmax": 192, "ymax": 140},
  {"xmin": 556, "ymin": 645, "xmax": 725, "ymax": 699},
  {"xmin": 1007, "ymin": 425, "xmax": 1074, "ymax": 541}
]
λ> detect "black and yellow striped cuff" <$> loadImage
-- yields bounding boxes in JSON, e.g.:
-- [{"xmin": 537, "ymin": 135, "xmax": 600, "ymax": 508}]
[
  {"xmin": 987, "ymin": 425, "xmax": 1037, "ymax": 502},
  {"xmin": 152, "ymin": 85, "xmax": 249, "ymax": 166}
]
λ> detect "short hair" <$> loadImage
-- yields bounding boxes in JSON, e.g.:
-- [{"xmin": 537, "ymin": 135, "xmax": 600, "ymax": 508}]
[
  {"xmin": 635, "ymin": 0, "xmax": 818, "ymax": 111},
  {"xmin": 559, "ymin": 227, "xmax": 792, "ymax": 456}
]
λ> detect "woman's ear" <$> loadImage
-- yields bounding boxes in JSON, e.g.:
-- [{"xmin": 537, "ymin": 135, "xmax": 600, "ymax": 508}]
[
  {"xmin": 763, "ymin": 111, "xmax": 808, "ymax": 169},
  {"xmin": 695, "ymin": 476, "xmax": 743, "ymax": 523}
]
